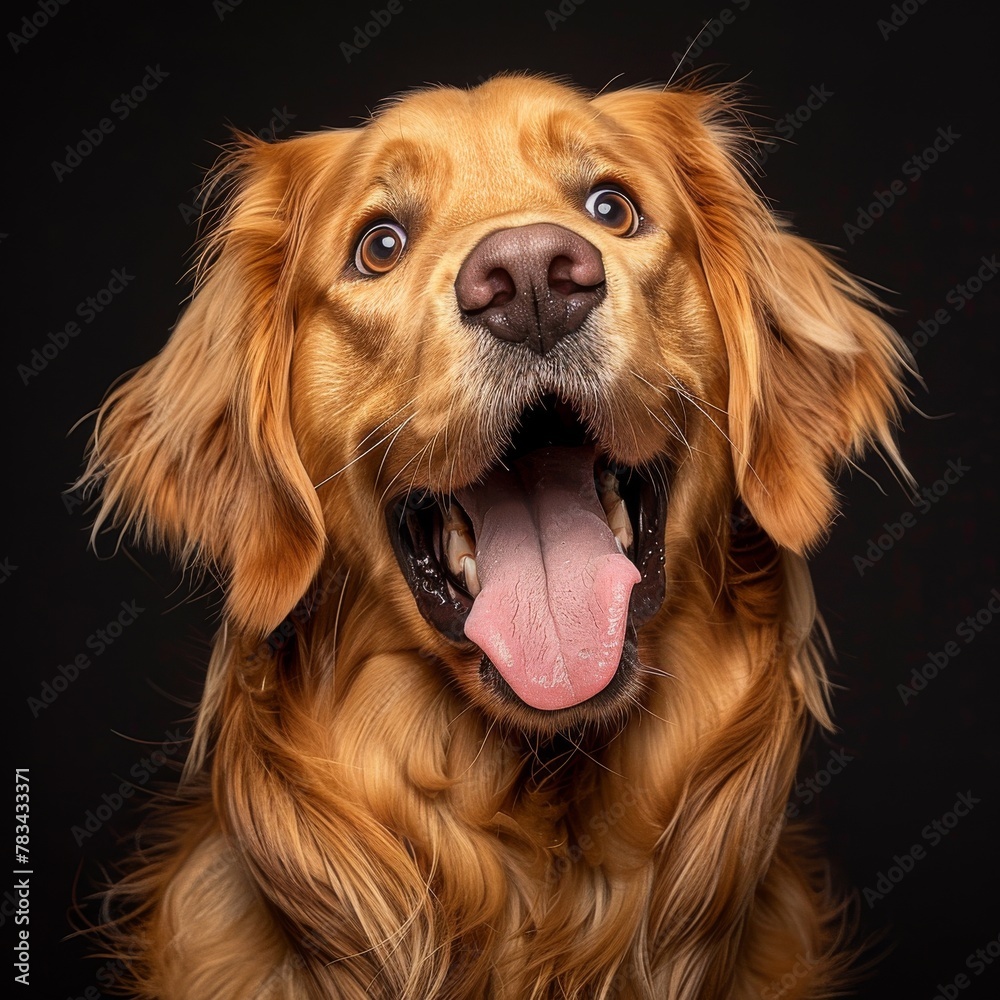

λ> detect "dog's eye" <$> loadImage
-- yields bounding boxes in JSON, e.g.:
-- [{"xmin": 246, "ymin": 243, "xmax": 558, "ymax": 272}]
[
  {"xmin": 354, "ymin": 221, "xmax": 408, "ymax": 275},
  {"xmin": 584, "ymin": 187, "xmax": 641, "ymax": 237}
]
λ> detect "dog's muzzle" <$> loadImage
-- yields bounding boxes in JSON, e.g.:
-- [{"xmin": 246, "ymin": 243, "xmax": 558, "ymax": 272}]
[
  {"xmin": 385, "ymin": 398, "xmax": 667, "ymax": 715},
  {"xmin": 382, "ymin": 225, "xmax": 668, "ymax": 717}
]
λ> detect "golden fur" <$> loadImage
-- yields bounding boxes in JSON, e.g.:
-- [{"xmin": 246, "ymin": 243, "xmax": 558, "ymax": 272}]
[{"xmin": 81, "ymin": 75, "xmax": 911, "ymax": 998}]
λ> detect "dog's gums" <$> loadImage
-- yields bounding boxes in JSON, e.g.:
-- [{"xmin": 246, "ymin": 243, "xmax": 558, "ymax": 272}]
[{"xmin": 386, "ymin": 396, "xmax": 667, "ymax": 713}]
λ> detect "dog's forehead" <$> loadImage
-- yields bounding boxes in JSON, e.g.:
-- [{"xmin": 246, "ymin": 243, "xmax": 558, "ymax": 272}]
[{"xmin": 353, "ymin": 78, "xmax": 623, "ymax": 201}]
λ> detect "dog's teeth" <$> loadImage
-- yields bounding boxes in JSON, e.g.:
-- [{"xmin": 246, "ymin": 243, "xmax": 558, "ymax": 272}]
[
  {"xmin": 441, "ymin": 503, "xmax": 478, "ymax": 591},
  {"xmin": 609, "ymin": 504, "xmax": 633, "ymax": 552},
  {"xmin": 444, "ymin": 525, "xmax": 475, "ymax": 575},
  {"xmin": 462, "ymin": 555, "xmax": 481, "ymax": 598},
  {"xmin": 598, "ymin": 469, "xmax": 634, "ymax": 552}
]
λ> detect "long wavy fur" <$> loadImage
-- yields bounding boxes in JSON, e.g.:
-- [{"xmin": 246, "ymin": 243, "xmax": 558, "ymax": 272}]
[{"xmin": 78, "ymin": 75, "xmax": 910, "ymax": 998}]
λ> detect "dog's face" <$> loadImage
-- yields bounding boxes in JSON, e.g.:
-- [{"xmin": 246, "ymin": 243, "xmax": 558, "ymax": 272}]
[
  {"xmin": 289, "ymin": 78, "xmax": 724, "ymax": 729},
  {"xmin": 86, "ymin": 76, "xmax": 908, "ymax": 734}
]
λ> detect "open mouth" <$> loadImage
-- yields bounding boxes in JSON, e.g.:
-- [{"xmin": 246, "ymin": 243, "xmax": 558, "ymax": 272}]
[{"xmin": 386, "ymin": 395, "xmax": 666, "ymax": 714}]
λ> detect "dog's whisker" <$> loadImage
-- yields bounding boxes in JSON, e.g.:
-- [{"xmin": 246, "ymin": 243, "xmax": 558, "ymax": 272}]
[
  {"xmin": 665, "ymin": 26, "xmax": 712, "ymax": 89},
  {"xmin": 442, "ymin": 386, "xmax": 463, "ymax": 500},
  {"xmin": 354, "ymin": 395, "xmax": 418, "ymax": 451},
  {"xmin": 655, "ymin": 365, "xmax": 728, "ymax": 415},
  {"xmin": 635, "ymin": 702, "xmax": 674, "ymax": 727},
  {"xmin": 461, "ymin": 717, "xmax": 499, "ymax": 777},
  {"xmin": 377, "ymin": 447, "xmax": 427, "ymax": 510},
  {"xmin": 561, "ymin": 730, "xmax": 624, "ymax": 779},
  {"xmin": 399, "ymin": 440, "xmax": 435, "ymax": 514},
  {"xmin": 593, "ymin": 72, "xmax": 626, "ymax": 101},
  {"xmin": 604, "ymin": 714, "xmax": 630, "ymax": 747},
  {"xmin": 447, "ymin": 700, "xmax": 478, "ymax": 728},
  {"xmin": 637, "ymin": 664, "xmax": 676, "ymax": 680},
  {"xmin": 314, "ymin": 413, "xmax": 418, "ymax": 489},
  {"xmin": 636, "ymin": 390, "xmax": 698, "ymax": 463},
  {"xmin": 645, "ymin": 403, "xmax": 691, "ymax": 455},
  {"xmin": 424, "ymin": 428, "xmax": 441, "ymax": 486},
  {"xmin": 372, "ymin": 415, "xmax": 417, "ymax": 502},
  {"xmin": 649, "ymin": 458, "xmax": 672, "ymax": 501},
  {"xmin": 326, "ymin": 567, "xmax": 351, "ymax": 680},
  {"xmin": 653, "ymin": 366, "xmax": 769, "ymax": 490}
]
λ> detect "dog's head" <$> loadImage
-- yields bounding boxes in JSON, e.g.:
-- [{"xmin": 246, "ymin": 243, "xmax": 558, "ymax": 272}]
[{"xmin": 83, "ymin": 76, "xmax": 909, "ymax": 732}]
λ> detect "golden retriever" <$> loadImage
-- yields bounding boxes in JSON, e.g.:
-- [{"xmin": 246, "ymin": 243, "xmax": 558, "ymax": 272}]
[{"xmin": 81, "ymin": 74, "xmax": 910, "ymax": 999}]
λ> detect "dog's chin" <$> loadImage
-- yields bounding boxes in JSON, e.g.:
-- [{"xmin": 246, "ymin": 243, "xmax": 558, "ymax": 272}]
[{"xmin": 386, "ymin": 394, "xmax": 667, "ymax": 733}]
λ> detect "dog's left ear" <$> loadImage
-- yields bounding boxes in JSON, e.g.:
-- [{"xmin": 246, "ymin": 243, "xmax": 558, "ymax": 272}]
[
  {"xmin": 723, "ymin": 223, "xmax": 913, "ymax": 552},
  {"xmin": 81, "ymin": 133, "xmax": 345, "ymax": 634},
  {"xmin": 595, "ymin": 86, "xmax": 913, "ymax": 552}
]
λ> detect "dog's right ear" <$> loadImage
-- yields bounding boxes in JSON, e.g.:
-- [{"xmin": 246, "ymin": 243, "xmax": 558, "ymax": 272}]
[{"xmin": 80, "ymin": 131, "xmax": 349, "ymax": 635}]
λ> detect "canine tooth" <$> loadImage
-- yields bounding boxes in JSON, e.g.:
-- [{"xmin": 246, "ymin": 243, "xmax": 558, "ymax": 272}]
[
  {"xmin": 461, "ymin": 555, "xmax": 481, "ymax": 598},
  {"xmin": 444, "ymin": 524, "xmax": 475, "ymax": 576},
  {"xmin": 598, "ymin": 469, "xmax": 634, "ymax": 552},
  {"xmin": 441, "ymin": 503, "xmax": 476, "ymax": 580}
]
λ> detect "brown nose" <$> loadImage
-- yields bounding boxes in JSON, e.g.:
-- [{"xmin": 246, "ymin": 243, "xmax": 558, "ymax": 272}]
[{"xmin": 454, "ymin": 223, "xmax": 606, "ymax": 355}]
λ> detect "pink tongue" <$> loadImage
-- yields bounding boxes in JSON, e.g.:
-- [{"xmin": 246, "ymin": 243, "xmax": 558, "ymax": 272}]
[{"xmin": 455, "ymin": 446, "xmax": 640, "ymax": 711}]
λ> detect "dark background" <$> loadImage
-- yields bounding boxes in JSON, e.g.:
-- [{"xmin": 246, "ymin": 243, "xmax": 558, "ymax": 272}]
[{"xmin": 5, "ymin": 1, "xmax": 997, "ymax": 997}]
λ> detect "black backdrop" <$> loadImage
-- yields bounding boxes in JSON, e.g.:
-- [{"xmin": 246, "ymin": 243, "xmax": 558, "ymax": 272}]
[{"xmin": 6, "ymin": 1, "xmax": 997, "ymax": 997}]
